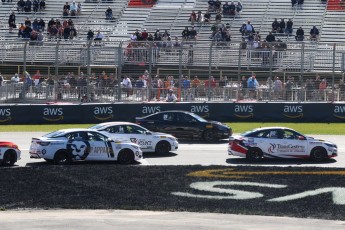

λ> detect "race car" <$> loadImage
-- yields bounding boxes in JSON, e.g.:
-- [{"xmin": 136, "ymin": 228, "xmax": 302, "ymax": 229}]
[
  {"xmin": 228, "ymin": 127, "xmax": 338, "ymax": 162},
  {"xmin": 0, "ymin": 141, "xmax": 21, "ymax": 166},
  {"xmin": 136, "ymin": 110, "xmax": 231, "ymax": 142},
  {"xmin": 29, "ymin": 129, "xmax": 143, "ymax": 165},
  {"xmin": 89, "ymin": 122, "xmax": 178, "ymax": 154}
]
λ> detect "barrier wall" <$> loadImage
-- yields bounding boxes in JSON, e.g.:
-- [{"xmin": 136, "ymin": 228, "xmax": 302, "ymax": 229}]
[{"xmin": 0, "ymin": 102, "xmax": 345, "ymax": 124}]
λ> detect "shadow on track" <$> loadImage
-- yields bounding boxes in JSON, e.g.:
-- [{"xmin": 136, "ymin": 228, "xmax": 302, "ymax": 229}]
[{"xmin": 226, "ymin": 157, "xmax": 337, "ymax": 166}]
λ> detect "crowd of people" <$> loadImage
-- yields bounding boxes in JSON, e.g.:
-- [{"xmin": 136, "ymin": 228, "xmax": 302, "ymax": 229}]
[
  {"xmin": 62, "ymin": 1, "xmax": 82, "ymax": 18},
  {"xmin": 16, "ymin": 0, "xmax": 46, "ymax": 13}
]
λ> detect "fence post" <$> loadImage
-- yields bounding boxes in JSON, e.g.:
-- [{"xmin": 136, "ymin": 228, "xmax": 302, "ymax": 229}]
[
  {"xmin": 178, "ymin": 46, "xmax": 182, "ymax": 101},
  {"xmin": 237, "ymin": 42, "xmax": 242, "ymax": 101},
  {"xmin": 117, "ymin": 43, "xmax": 123, "ymax": 102},
  {"xmin": 208, "ymin": 43, "xmax": 213, "ymax": 101},
  {"xmin": 332, "ymin": 43, "xmax": 336, "ymax": 102},
  {"xmin": 55, "ymin": 40, "xmax": 60, "ymax": 78}
]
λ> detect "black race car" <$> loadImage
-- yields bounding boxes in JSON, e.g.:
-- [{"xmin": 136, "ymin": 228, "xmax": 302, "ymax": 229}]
[{"xmin": 135, "ymin": 110, "xmax": 232, "ymax": 142}]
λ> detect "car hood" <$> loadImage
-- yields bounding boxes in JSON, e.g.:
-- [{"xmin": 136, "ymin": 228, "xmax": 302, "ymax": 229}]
[
  {"xmin": 152, "ymin": 132, "xmax": 176, "ymax": 138},
  {"xmin": 306, "ymin": 136, "xmax": 336, "ymax": 146},
  {"xmin": 209, "ymin": 120, "xmax": 230, "ymax": 128}
]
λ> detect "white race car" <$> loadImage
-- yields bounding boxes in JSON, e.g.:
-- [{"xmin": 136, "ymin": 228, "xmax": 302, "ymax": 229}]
[
  {"xmin": 89, "ymin": 122, "xmax": 179, "ymax": 154},
  {"xmin": 29, "ymin": 129, "xmax": 143, "ymax": 164},
  {"xmin": 228, "ymin": 127, "xmax": 338, "ymax": 162},
  {"xmin": 0, "ymin": 141, "xmax": 21, "ymax": 166}
]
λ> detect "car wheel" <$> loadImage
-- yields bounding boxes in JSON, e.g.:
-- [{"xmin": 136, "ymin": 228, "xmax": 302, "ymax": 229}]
[
  {"xmin": 117, "ymin": 149, "xmax": 135, "ymax": 164},
  {"xmin": 53, "ymin": 150, "xmax": 71, "ymax": 165},
  {"xmin": 203, "ymin": 130, "xmax": 217, "ymax": 142},
  {"xmin": 310, "ymin": 147, "xmax": 328, "ymax": 162},
  {"xmin": 155, "ymin": 141, "xmax": 171, "ymax": 154},
  {"xmin": 246, "ymin": 148, "xmax": 263, "ymax": 162},
  {"xmin": 2, "ymin": 150, "xmax": 16, "ymax": 166}
]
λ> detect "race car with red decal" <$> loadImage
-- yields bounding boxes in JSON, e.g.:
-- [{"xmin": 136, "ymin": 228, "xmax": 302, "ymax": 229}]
[
  {"xmin": 29, "ymin": 129, "xmax": 142, "ymax": 165},
  {"xmin": 0, "ymin": 141, "xmax": 21, "ymax": 166},
  {"xmin": 228, "ymin": 127, "xmax": 337, "ymax": 162}
]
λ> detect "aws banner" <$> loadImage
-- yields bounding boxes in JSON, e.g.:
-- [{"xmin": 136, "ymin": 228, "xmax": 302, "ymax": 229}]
[{"xmin": 0, "ymin": 103, "xmax": 345, "ymax": 124}]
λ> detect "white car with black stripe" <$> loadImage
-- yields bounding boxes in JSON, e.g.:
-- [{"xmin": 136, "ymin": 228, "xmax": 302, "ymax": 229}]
[
  {"xmin": 29, "ymin": 129, "xmax": 142, "ymax": 164},
  {"xmin": 228, "ymin": 127, "xmax": 338, "ymax": 162},
  {"xmin": 89, "ymin": 122, "xmax": 179, "ymax": 154}
]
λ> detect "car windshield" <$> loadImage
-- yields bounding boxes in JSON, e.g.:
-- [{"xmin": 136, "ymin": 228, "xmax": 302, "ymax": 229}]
[
  {"xmin": 43, "ymin": 130, "xmax": 66, "ymax": 138},
  {"xmin": 190, "ymin": 113, "xmax": 207, "ymax": 122}
]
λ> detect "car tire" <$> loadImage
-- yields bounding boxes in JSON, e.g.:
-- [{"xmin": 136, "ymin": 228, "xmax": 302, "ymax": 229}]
[
  {"xmin": 310, "ymin": 147, "xmax": 328, "ymax": 162},
  {"xmin": 203, "ymin": 130, "xmax": 217, "ymax": 142},
  {"xmin": 155, "ymin": 141, "xmax": 171, "ymax": 154},
  {"xmin": 246, "ymin": 148, "xmax": 263, "ymax": 162},
  {"xmin": 53, "ymin": 150, "xmax": 71, "ymax": 165},
  {"xmin": 2, "ymin": 150, "xmax": 16, "ymax": 166},
  {"xmin": 117, "ymin": 149, "xmax": 135, "ymax": 164}
]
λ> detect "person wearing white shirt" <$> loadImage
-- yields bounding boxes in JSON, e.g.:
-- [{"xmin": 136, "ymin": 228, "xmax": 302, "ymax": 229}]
[{"xmin": 70, "ymin": 1, "xmax": 78, "ymax": 16}]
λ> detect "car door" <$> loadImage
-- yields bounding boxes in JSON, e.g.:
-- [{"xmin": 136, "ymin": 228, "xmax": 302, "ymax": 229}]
[
  {"xmin": 85, "ymin": 131, "xmax": 115, "ymax": 161},
  {"xmin": 249, "ymin": 129, "xmax": 284, "ymax": 157},
  {"xmin": 125, "ymin": 124, "xmax": 154, "ymax": 151},
  {"xmin": 279, "ymin": 129, "xmax": 308, "ymax": 158},
  {"xmin": 158, "ymin": 112, "xmax": 179, "ymax": 136},
  {"xmin": 173, "ymin": 113, "xmax": 199, "ymax": 138},
  {"xmin": 103, "ymin": 125, "xmax": 128, "ymax": 143}
]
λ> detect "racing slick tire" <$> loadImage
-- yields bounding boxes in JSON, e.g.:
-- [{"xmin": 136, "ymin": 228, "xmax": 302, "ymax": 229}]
[
  {"xmin": 310, "ymin": 147, "xmax": 328, "ymax": 162},
  {"xmin": 203, "ymin": 130, "xmax": 217, "ymax": 142},
  {"xmin": 246, "ymin": 147, "xmax": 263, "ymax": 162},
  {"xmin": 155, "ymin": 141, "xmax": 171, "ymax": 154},
  {"xmin": 2, "ymin": 150, "xmax": 16, "ymax": 166},
  {"xmin": 117, "ymin": 149, "xmax": 135, "ymax": 164},
  {"xmin": 53, "ymin": 150, "xmax": 72, "ymax": 165}
]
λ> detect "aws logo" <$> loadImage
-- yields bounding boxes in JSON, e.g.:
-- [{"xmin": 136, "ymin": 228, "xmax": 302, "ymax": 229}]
[
  {"xmin": 0, "ymin": 108, "xmax": 11, "ymax": 123},
  {"xmin": 142, "ymin": 106, "xmax": 161, "ymax": 114},
  {"xmin": 333, "ymin": 106, "xmax": 345, "ymax": 119},
  {"xmin": 94, "ymin": 106, "xmax": 113, "ymax": 121},
  {"xmin": 283, "ymin": 105, "xmax": 303, "ymax": 119},
  {"xmin": 234, "ymin": 105, "xmax": 254, "ymax": 119},
  {"xmin": 191, "ymin": 105, "xmax": 209, "ymax": 118},
  {"xmin": 43, "ymin": 108, "xmax": 64, "ymax": 121}
]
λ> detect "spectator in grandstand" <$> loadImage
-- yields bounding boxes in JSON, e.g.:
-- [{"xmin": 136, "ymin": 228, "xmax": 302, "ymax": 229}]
[
  {"xmin": 246, "ymin": 21, "xmax": 255, "ymax": 34},
  {"xmin": 271, "ymin": 18, "xmax": 279, "ymax": 33},
  {"xmin": 63, "ymin": 2, "xmax": 70, "ymax": 15},
  {"xmin": 204, "ymin": 10, "xmax": 211, "ymax": 24},
  {"xmin": 215, "ymin": 12, "xmax": 222, "ymax": 23},
  {"xmin": 48, "ymin": 25, "xmax": 58, "ymax": 39},
  {"xmin": 247, "ymin": 73, "xmax": 259, "ymax": 99},
  {"xmin": 105, "ymin": 6, "xmax": 113, "ymax": 20},
  {"xmin": 297, "ymin": 0, "xmax": 304, "ymax": 9},
  {"xmin": 38, "ymin": 18, "xmax": 45, "ymax": 31},
  {"xmin": 32, "ymin": 0, "xmax": 39, "ymax": 12},
  {"xmin": 219, "ymin": 76, "xmax": 228, "ymax": 87},
  {"xmin": 236, "ymin": 2, "xmax": 242, "ymax": 17},
  {"xmin": 37, "ymin": 30, "xmax": 44, "ymax": 45},
  {"xmin": 189, "ymin": 11, "xmax": 197, "ymax": 25},
  {"xmin": 165, "ymin": 89, "xmax": 177, "ymax": 102},
  {"xmin": 291, "ymin": 0, "xmax": 297, "ymax": 7},
  {"xmin": 141, "ymin": 29, "xmax": 148, "ymax": 40},
  {"xmin": 70, "ymin": 1, "xmax": 78, "ymax": 17},
  {"xmin": 77, "ymin": 74, "xmax": 88, "ymax": 100},
  {"xmin": 189, "ymin": 26, "xmax": 197, "ymax": 41},
  {"xmin": 239, "ymin": 23, "xmax": 246, "ymax": 36},
  {"xmin": 77, "ymin": 2, "xmax": 82, "ymax": 15},
  {"xmin": 205, "ymin": 76, "xmax": 217, "ymax": 88},
  {"xmin": 154, "ymin": 29, "xmax": 162, "ymax": 41},
  {"xmin": 196, "ymin": 11, "xmax": 203, "ymax": 24},
  {"xmin": 24, "ymin": 17, "xmax": 31, "ymax": 27},
  {"xmin": 32, "ymin": 18, "xmax": 38, "ymax": 31},
  {"xmin": 192, "ymin": 76, "xmax": 201, "ymax": 88},
  {"xmin": 285, "ymin": 19, "xmax": 293, "ymax": 34},
  {"xmin": 309, "ymin": 26, "xmax": 319, "ymax": 41},
  {"xmin": 8, "ymin": 12, "xmax": 16, "ymax": 33},
  {"xmin": 94, "ymin": 30, "xmax": 104, "ymax": 41},
  {"xmin": 208, "ymin": 0, "xmax": 216, "ymax": 12},
  {"xmin": 182, "ymin": 26, "xmax": 190, "ymax": 41},
  {"xmin": 17, "ymin": 0, "xmax": 25, "ymax": 12},
  {"xmin": 273, "ymin": 76, "xmax": 283, "ymax": 99},
  {"xmin": 39, "ymin": 0, "xmax": 46, "ymax": 11},
  {"xmin": 11, "ymin": 73, "xmax": 20, "ymax": 83},
  {"xmin": 17, "ymin": 23, "xmax": 25, "ymax": 38},
  {"xmin": 24, "ymin": 0, "xmax": 32, "ymax": 12},
  {"xmin": 254, "ymin": 31, "xmax": 261, "ymax": 41},
  {"xmin": 122, "ymin": 75, "xmax": 132, "ymax": 97},
  {"xmin": 173, "ymin": 36, "xmax": 181, "ymax": 47},
  {"xmin": 87, "ymin": 29, "xmax": 94, "ymax": 40},
  {"xmin": 278, "ymin": 19, "xmax": 285, "ymax": 33},
  {"xmin": 266, "ymin": 32, "xmax": 275, "ymax": 43},
  {"xmin": 214, "ymin": 0, "xmax": 222, "ymax": 12},
  {"xmin": 23, "ymin": 25, "xmax": 32, "ymax": 39},
  {"xmin": 63, "ymin": 25, "xmax": 71, "ymax": 40},
  {"xmin": 222, "ymin": 2, "xmax": 231, "ymax": 17},
  {"xmin": 295, "ymin": 27, "xmax": 304, "ymax": 41}
]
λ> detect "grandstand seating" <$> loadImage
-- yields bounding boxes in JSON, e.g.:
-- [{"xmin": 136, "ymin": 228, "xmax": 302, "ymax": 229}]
[{"xmin": 0, "ymin": 0, "xmax": 344, "ymax": 72}]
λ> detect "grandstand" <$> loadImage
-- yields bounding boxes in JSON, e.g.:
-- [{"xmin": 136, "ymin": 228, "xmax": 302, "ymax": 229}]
[{"xmin": 0, "ymin": 0, "xmax": 344, "ymax": 75}]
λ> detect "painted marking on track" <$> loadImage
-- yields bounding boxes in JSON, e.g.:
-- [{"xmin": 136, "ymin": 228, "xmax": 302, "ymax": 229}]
[
  {"xmin": 139, "ymin": 159, "xmax": 150, "ymax": 165},
  {"xmin": 188, "ymin": 168, "xmax": 345, "ymax": 179}
]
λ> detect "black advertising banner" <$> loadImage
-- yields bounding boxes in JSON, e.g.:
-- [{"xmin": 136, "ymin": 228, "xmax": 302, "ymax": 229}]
[{"xmin": 0, "ymin": 103, "xmax": 344, "ymax": 124}]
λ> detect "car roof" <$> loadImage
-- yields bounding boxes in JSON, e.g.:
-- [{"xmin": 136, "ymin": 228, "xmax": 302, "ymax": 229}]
[
  {"xmin": 94, "ymin": 122, "xmax": 136, "ymax": 127},
  {"xmin": 55, "ymin": 128, "xmax": 101, "ymax": 133},
  {"xmin": 145, "ymin": 110, "xmax": 194, "ymax": 116},
  {"xmin": 250, "ymin": 127, "xmax": 293, "ymax": 132}
]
